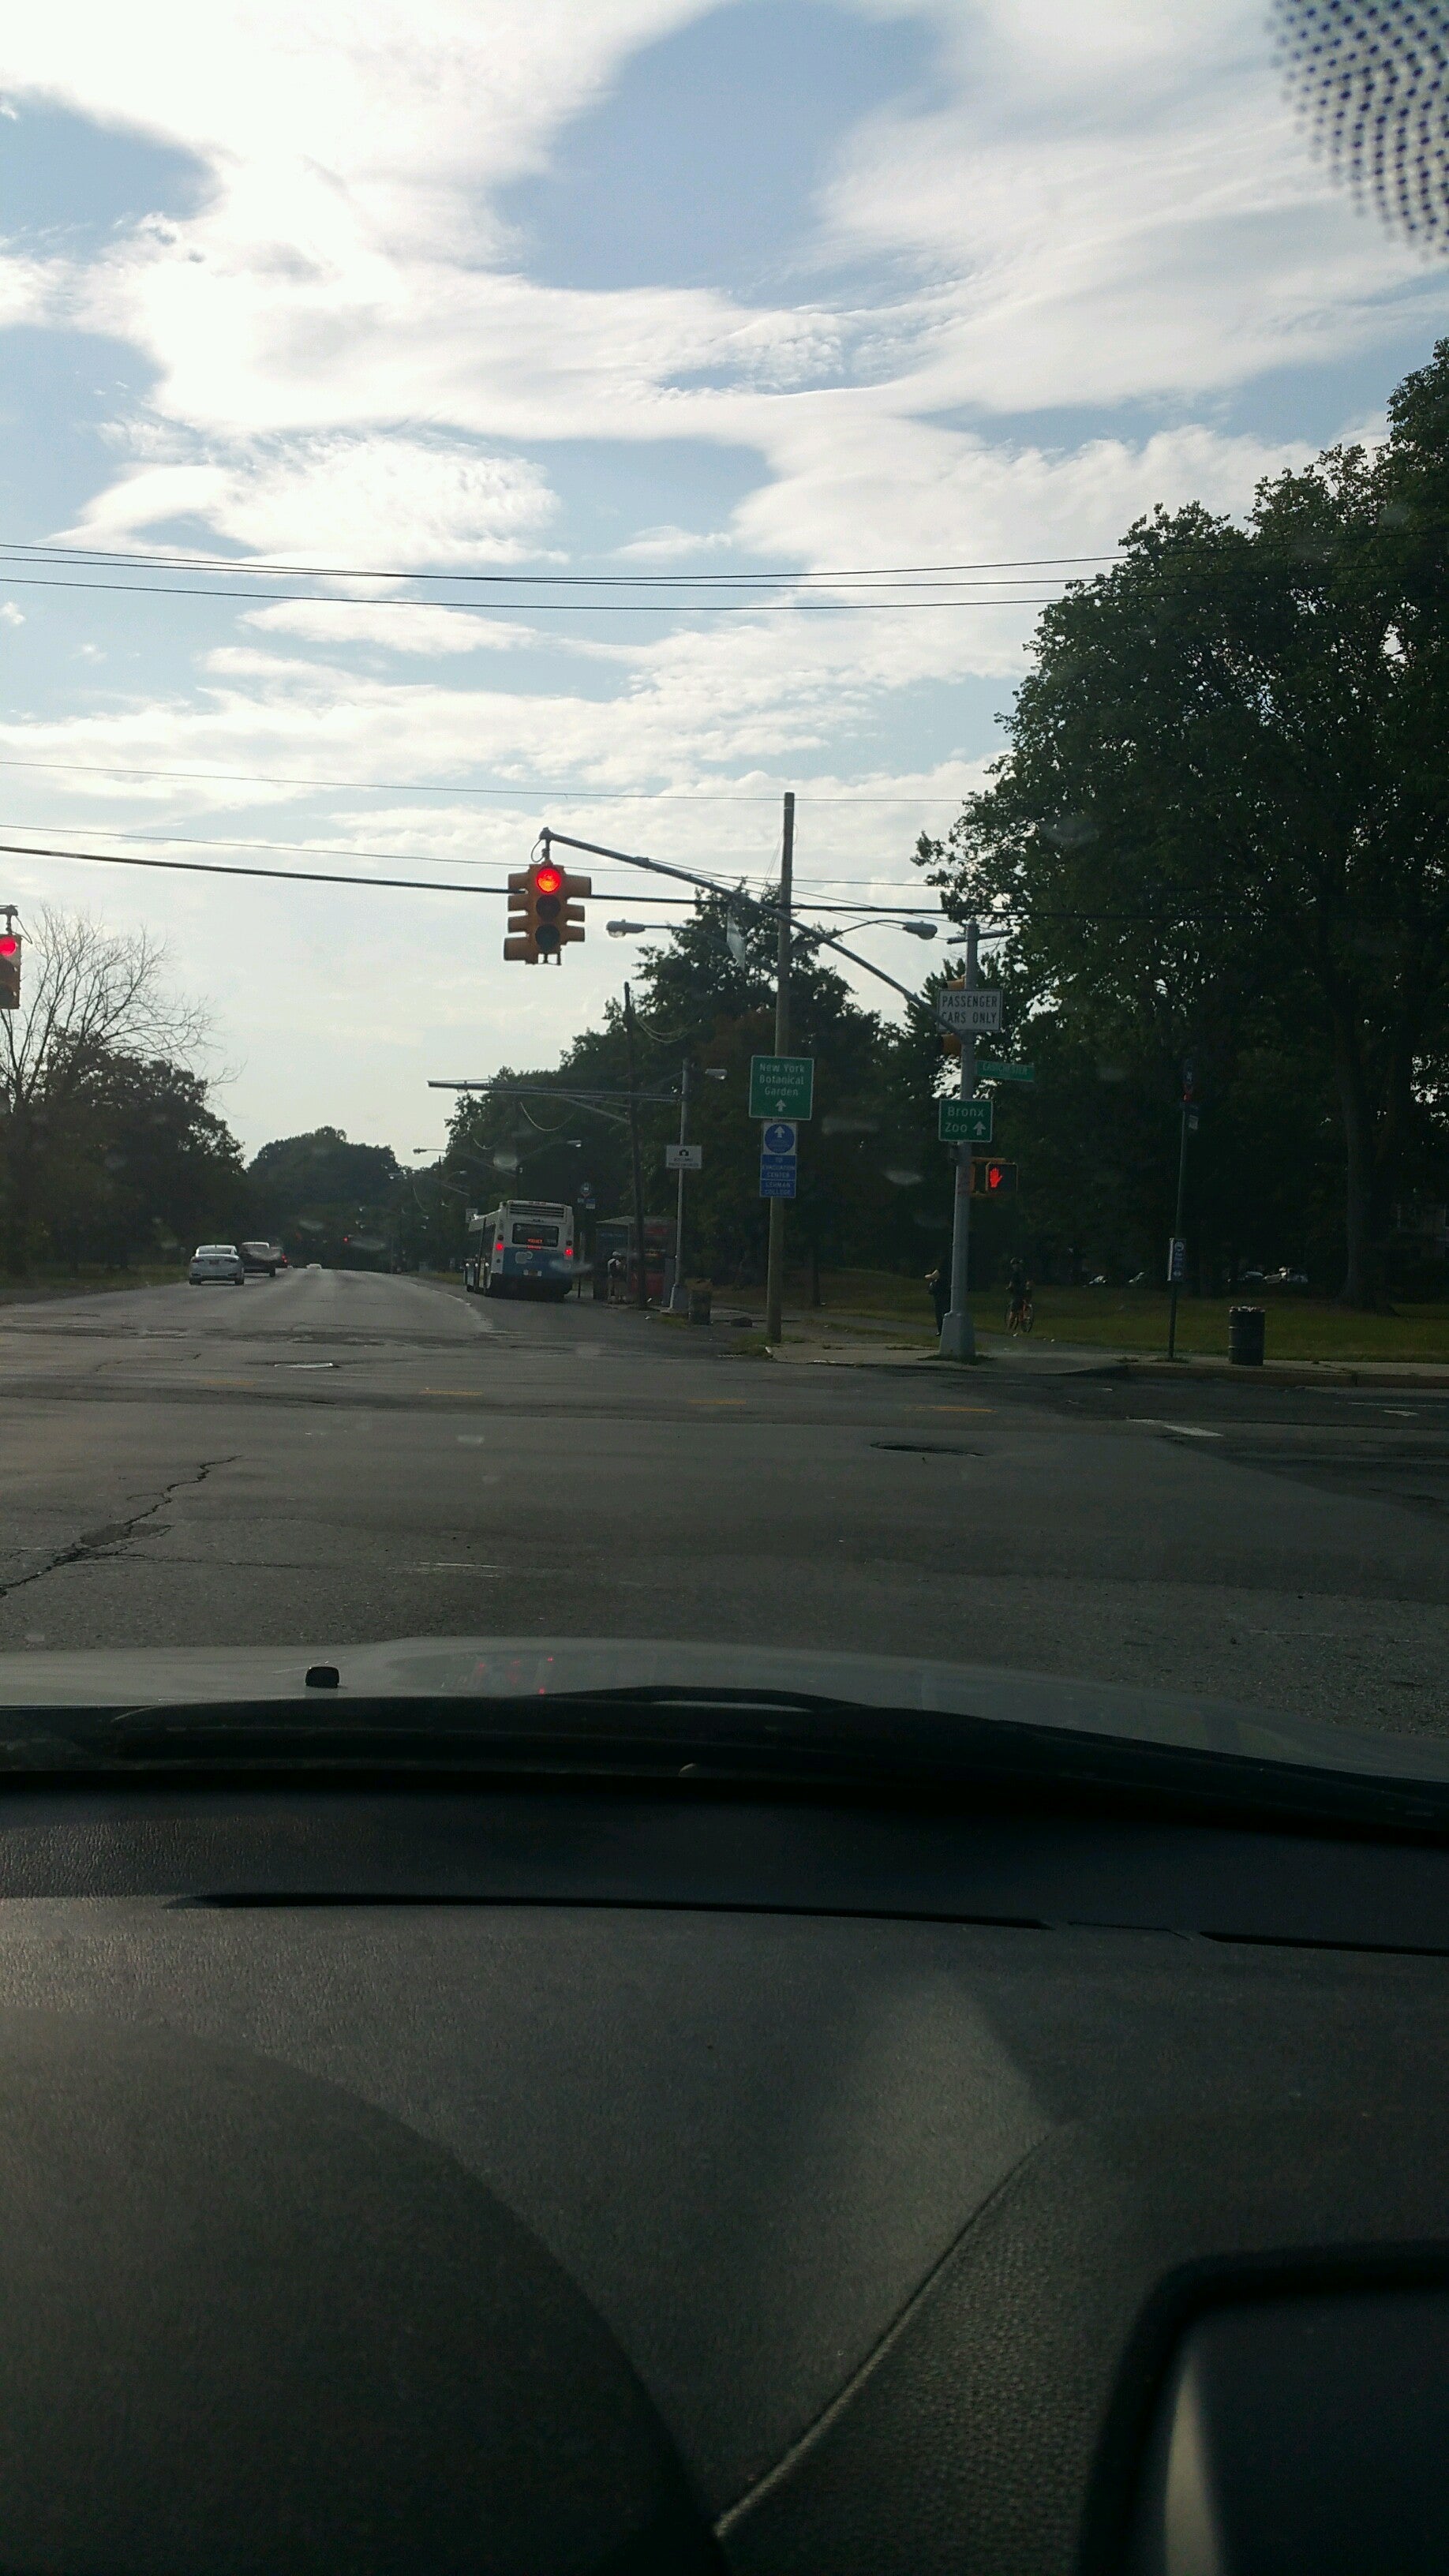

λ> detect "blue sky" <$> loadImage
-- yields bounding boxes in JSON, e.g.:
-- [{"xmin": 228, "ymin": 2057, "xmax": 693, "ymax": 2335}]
[{"xmin": 1, "ymin": 0, "xmax": 1446, "ymax": 1155}]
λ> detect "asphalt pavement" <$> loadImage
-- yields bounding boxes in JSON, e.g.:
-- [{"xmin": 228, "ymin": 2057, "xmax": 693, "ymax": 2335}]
[{"xmin": 1, "ymin": 1265, "xmax": 1446, "ymax": 1736}]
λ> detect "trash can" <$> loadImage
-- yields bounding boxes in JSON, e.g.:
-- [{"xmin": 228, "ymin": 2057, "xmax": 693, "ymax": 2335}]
[
  {"xmin": 687, "ymin": 1282, "xmax": 712, "ymax": 1327},
  {"xmin": 1229, "ymin": 1305, "xmax": 1265, "ymax": 1366}
]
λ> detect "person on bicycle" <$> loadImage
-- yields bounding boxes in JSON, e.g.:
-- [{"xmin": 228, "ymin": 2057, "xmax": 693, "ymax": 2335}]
[{"xmin": 1006, "ymin": 1256, "xmax": 1032, "ymax": 1328}]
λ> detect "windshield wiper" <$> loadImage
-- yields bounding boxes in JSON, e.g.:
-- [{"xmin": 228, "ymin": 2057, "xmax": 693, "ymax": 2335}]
[{"xmin": 11, "ymin": 1687, "xmax": 1448, "ymax": 1838}]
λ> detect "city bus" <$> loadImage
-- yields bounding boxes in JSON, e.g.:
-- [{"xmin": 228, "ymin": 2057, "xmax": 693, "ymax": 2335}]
[{"xmin": 462, "ymin": 1201, "xmax": 576, "ymax": 1299}]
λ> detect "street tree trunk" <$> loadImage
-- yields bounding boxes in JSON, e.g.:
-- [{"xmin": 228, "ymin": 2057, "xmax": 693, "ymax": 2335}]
[{"xmin": 1331, "ymin": 1021, "xmax": 1376, "ymax": 1308}]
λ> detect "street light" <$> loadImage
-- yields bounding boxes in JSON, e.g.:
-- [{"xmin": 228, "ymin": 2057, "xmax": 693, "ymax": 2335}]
[{"xmin": 607, "ymin": 919, "xmax": 651, "ymax": 938}]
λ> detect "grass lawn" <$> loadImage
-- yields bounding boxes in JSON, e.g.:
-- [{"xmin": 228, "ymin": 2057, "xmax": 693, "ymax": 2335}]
[
  {"xmin": 786, "ymin": 1269, "xmax": 1449, "ymax": 1361},
  {"xmin": 0, "ymin": 1264, "xmax": 186, "ymax": 1303}
]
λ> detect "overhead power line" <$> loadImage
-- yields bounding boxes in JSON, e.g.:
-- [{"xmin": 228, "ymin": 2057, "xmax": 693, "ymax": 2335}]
[
  {"xmin": 0, "ymin": 569, "xmax": 1065, "ymax": 614},
  {"xmin": 0, "ymin": 754, "xmax": 973, "ymax": 803},
  {"xmin": 0, "ymin": 537, "xmax": 1121, "ymax": 586},
  {"xmin": 0, "ymin": 833, "xmax": 942, "ymax": 916}
]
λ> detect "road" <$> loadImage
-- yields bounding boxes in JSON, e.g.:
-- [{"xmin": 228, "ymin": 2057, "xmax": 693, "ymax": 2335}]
[{"xmin": 1, "ymin": 1266, "xmax": 1446, "ymax": 1735}]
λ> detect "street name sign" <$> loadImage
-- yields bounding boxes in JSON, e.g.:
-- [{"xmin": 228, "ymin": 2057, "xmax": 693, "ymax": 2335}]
[
  {"xmin": 978, "ymin": 1060, "xmax": 1035, "ymax": 1084},
  {"xmin": 749, "ymin": 1055, "xmax": 814, "ymax": 1119},
  {"xmin": 939, "ymin": 1097, "xmax": 994, "ymax": 1144},
  {"xmin": 665, "ymin": 1143, "xmax": 702, "ymax": 1173},
  {"xmin": 759, "ymin": 1156, "xmax": 797, "ymax": 1199},
  {"xmin": 935, "ymin": 988, "xmax": 1002, "ymax": 1035}
]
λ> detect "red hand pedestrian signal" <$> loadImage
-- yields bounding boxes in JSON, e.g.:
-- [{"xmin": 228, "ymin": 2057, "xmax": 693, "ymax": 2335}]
[{"xmin": 970, "ymin": 1159, "xmax": 1017, "ymax": 1196}]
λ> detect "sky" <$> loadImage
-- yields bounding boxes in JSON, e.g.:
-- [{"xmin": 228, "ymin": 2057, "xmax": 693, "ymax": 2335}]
[{"xmin": 0, "ymin": 0, "xmax": 1446, "ymax": 1159}]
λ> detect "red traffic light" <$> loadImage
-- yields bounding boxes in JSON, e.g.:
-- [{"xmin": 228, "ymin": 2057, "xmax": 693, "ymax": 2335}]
[
  {"xmin": 0, "ymin": 937, "xmax": 17, "ymax": 958},
  {"xmin": 534, "ymin": 864, "xmax": 564, "ymax": 897}
]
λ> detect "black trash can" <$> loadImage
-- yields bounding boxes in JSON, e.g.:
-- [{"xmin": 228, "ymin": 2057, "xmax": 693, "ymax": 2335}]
[{"xmin": 1229, "ymin": 1304, "xmax": 1265, "ymax": 1366}]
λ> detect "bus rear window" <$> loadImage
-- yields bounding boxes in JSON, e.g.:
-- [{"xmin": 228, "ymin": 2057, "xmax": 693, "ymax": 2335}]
[{"xmin": 512, "ymin": 1223, "xmax": 560, "ymax": 1247}]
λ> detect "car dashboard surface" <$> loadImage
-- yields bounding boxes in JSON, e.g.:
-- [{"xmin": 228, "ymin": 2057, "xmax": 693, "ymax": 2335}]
[{"xmin": 0, "ymin": 1777, "xmax": 1444, "ymax": 2574}]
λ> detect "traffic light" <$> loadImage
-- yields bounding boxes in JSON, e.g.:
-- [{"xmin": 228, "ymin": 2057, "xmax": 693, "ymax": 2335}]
[
  {"xmin": 504, "ymin": 861, "xmax": 591, "ymax": 964},
  {"xmin": 971, "ymin": 1159, "xmax": 1017, "ymax": 1196},
  {"xmin": 0, "ymin": 930, "xmax": 20, "ymax": 1013},
  {"xmin": 940, "ymin": 978, "xmax": 964, "ymax": 1058}
]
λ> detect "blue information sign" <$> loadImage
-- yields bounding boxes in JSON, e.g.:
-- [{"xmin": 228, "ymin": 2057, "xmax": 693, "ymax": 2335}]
[
  {"xmin": 762, "ymin": 1120, "xmax": 797, "ymax": 1157},
  {"xmin": 759, "ymin": 1155, "xmax": 797, "ymax": 1200}
]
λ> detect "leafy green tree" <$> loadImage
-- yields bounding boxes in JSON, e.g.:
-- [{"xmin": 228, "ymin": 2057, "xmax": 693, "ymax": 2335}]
[{"xmin": 920, "ymin": 345, "xmax": 1449, "ymax": 1304}]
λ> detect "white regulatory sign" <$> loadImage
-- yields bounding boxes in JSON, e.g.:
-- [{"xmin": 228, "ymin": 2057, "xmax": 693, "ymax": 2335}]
[
  {"xmin": 665, "ymin": 1143, "xmax": 703, "ymax": 1173},
  {"xmin": 936, "ymin": 987, "xmax": 1003, "ymax": 1035}
]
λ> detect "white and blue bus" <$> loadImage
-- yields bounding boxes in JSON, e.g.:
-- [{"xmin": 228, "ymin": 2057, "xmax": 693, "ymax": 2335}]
[{"xmin": 462, "ymin": 1200, "xmax": 576, "ymax": 1299}]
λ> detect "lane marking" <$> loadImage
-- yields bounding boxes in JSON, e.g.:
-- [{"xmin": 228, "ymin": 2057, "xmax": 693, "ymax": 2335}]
[
  {"xmin": 1133, "ymin": 1420, "xmax": 1222, "ymax": 1438},
  {"xmin": 911, "ymin": 1405, "xmax": 993, "ymax": 1413},
  {"xmin": 690, "ymin": 1398, "xmax": 747, "ymax": 1406}
]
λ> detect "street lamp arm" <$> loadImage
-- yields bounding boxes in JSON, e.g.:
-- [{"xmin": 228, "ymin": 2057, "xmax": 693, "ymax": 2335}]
[{"xmin": 797, "ymin": 926, "xmax": 919, "ymax": 1005}]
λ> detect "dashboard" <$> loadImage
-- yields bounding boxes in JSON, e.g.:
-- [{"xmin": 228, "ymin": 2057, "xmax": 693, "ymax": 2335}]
[{"xmin": 0, "ymin": 1776, "xmax": 1443, "ymax": 2573}]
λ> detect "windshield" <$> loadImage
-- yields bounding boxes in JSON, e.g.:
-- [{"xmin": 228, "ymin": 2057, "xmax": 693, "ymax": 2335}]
[{"xmin": 0, "ymin": 1, "xmax": 1446, "ymax": 1781}]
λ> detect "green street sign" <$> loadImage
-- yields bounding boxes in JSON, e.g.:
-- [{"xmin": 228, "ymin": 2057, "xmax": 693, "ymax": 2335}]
[
  {"xmin": 939, "ymin": 1096, "xmax": 994, "ymax": 1144},
  {"xmin": 749, "ymin": 1054, "xmax": 814, "ymax": 1119},
  {"xmin": 978, "ymin": 1061, "xmax": 1035, "ymax": 1084}
]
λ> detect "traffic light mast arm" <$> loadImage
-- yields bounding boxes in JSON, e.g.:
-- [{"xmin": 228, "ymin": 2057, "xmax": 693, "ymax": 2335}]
[{"xmin": 538, "ymin": 827, "xmax": 923, "ymax": 1007}]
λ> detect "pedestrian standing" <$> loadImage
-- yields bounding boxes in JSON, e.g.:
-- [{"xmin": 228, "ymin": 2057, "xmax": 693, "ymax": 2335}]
[{"xmin": 926, "ymin": 1259, "xmax": 949, "ymax": 1332}]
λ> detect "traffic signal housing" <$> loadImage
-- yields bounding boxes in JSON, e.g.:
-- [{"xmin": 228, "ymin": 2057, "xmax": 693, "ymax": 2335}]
[
  {"xmin": 504, "ymin": 861, "xmax": 591, "ymax": 964},
  {"xmin": 939, "ymin": 978, "xmax": 964, "ymax": 1058},
  {"xmin": 971, "ymin": 1158, "xmax": 1017, "ymax": 1196},
  {"xmin": 0, "ymin": 931, "xmax": 20, "ymax": 1013}
]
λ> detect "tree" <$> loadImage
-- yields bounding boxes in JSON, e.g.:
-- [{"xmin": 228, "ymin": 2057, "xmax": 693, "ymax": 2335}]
[
  {"xmin": 919, "ymin": 346, "xmax": 1449, "ymax": 1304},
  {"xmin": 0, "ymin": 906, "xmax": 212, "ymax": 1274},
  {"xmin": 246, "ymin": 1127, "xmax": 402, "ymax": 1264}
]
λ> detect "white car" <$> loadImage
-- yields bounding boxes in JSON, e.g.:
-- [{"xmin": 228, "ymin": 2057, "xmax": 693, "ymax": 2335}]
[{"xmin": 189, "ymin": 1243, "xmax": 245, "ymax": 1286}]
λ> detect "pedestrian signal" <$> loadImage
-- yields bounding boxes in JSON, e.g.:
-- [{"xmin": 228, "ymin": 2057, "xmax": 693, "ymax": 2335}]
[
  {"xmin": 970, "ymin": 1159, "xmax": 1017, "ymax": 1196},
  {"xmin": 0, "ymin": 932, "xmax": 20, "ymax": 1013},
  {"xmin": 504, "ymin": 860, "xmax": 591, "ymax": 964}
]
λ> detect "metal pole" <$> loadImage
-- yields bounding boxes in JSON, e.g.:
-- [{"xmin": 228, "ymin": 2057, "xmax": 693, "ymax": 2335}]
[
  {"xmin": 1166, "ymin": 1095, "xmax": 1190, "ymax": 1361},
  {"xmin": 764, "ymin": 791, "xmax": 794, "ymax": 1347},
  {"xmin": 622, "ymin": 981, "xmax": 649, "ymax": 1311},
  {"xmin": 669, "ymin": 1054, "xmax": 692, "ymax": 1314},
  {"xmin": 938, "ymin": 918, "xmax": 978, "ymax": 1360}
]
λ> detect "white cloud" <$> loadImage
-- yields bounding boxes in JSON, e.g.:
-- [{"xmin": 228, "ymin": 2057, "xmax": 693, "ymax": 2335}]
[
  {"xmin": 0, "ymin": 602, "xmax": 24, "ymax": 626},
  {"xmin": 59, "ymin": 432, "xmax": 557, "ymax": 564},
  {"xmin": 240, "ymin": 601, "xmax": 537, "ymax": 653}
]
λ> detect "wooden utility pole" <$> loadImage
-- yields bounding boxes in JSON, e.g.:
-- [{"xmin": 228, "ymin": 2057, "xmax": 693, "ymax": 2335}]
[{"xmin": 764, "ymin": 791, "xmax": 794, "ymax": 1346}]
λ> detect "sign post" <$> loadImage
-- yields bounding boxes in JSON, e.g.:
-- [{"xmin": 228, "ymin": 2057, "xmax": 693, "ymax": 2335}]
[
  {"xmin": 1166, "ymin": 1061, "xmax": 1195, "ymax": 1361},
  {"xmin": 936, "ymin": 936, "xmax": 991, "ymax": 1360}
]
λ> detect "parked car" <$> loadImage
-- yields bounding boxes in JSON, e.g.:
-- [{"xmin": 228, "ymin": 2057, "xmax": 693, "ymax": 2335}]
[
  {"xmin": 239, "ymin": 1241, "xmax": 279, "ymax": 1278},
  {"xmin": 189, "ymin": 1244, "xmax": 245, "ymax": 1287},
  {"xmin": 1264, "ymin": 1267, "xmax": 1309, "ymax": 1287}
]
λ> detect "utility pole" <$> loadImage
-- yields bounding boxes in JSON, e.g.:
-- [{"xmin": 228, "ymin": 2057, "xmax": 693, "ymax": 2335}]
[
  {"xmin": 938, "ymin": 917, "xmax": 979, "ymax": 1361},
  {"xmin": 1166, "ymin": 1060, "xmax": 1194, "ymax": 1361},
  {"xmin": 669, "ymin": 1052, "xmax": 692, "ymax": 1314},
  {"xmin": 622, "ymin": 980, "xmax": 649, "ymax": 1311},
  {"xmin": 764, "ymin": 789, "xmax": 795, "ymax": 1347}
]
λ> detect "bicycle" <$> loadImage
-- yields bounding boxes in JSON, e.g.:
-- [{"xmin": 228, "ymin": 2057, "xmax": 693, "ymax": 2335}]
[{"xmin": 1005, "ymin": 1295, "xmax": 1035, "ymax": 1335}]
